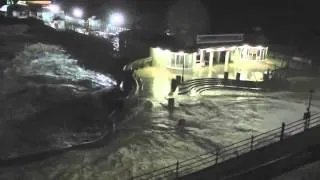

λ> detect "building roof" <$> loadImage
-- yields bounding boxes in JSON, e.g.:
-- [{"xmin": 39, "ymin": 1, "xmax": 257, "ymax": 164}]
[
  {"xmin": 153, "ymin": 32, "xmax": 268, "ymax": 53},
  {"xmin": 119, "ymin": 29, "xmax": 197, "ymax": 52},
  {"xmin": 150, "ymin": 35, "xmax": 197, "ymax": 53},
  {"xmin": 120, "ymin": 28, "xmax": 268, "ymax": 54}
]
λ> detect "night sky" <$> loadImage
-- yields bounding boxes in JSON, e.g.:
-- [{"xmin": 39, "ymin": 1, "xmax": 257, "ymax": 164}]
[
  {"xmin": 53, "ymin": 0, "xmax": 318, "ymax": 30},
  {"xmin": 1, "ymin": 0, "xmax": 319, "ymax": 52},
  {"xmin": 55, "ymin": 0, "xmax": 318, "ymax": 44},
  {"xmin": 1, "ymin": 0, "xmax": 316, "ymax": 28}
]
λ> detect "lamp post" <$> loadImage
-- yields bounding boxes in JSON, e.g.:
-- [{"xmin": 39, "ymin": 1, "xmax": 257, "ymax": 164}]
[
  {"xmin": 109, "ymin": 12, "xmax": 125, "ymax": 26},
  {"xmin": 72, "ymin": 7, "xmax": 83, "ymax": 18},
  {"xmin": 308, "ymin": 89, "xmax": 314, "ymax": 111},
  {"xmin": 304, "ymin": 89, "xmax": 314, "ymax": 130},
  {"xmin": 107, "ymin": 12, "xmax": 125, "ymax": 35},
  {"xmin": 182, "ymin": 59, "xmax": 185, "ymax": 82}
]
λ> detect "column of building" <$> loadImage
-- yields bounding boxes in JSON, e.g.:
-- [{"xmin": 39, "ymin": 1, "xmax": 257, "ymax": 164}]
[
  {"xmin": 224, "ymin": 51, "xmax": 230, "ymax": 72},
  {"xmin": 192, "ymin": 52, "xmax": 197, "ymax": 69},
  {"xmin": 208, "ymin": 50, "xmax": 214, "ymax": 77},
  {"xmin": 265, "ymin": 47, "xmax": 268, "ymax": 59},
  {"xmin": 199, "ymin": 49, "xmax": 204, "ymax": 66},
  {"xmin": 209, "ymin": 51, "xmax": 214, "ymax": 68},
  {"xmin": 217, "ymin": 51, "xmax": 221, "ymax": 63}
]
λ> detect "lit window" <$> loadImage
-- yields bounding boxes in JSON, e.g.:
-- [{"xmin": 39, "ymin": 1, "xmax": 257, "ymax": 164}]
[
  {"xmin": 171, "ymin": 54, "xmax": 175, "ymax": 66},
  {"xmin": 179, "ymin": 55, "xmax": 184, "ymax": 67},
  {"xmin": 185, "ymin": 55, "xmax": 190, "ymax": 68}
]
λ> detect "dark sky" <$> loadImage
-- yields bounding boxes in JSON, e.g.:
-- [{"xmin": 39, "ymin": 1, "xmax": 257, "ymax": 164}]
[
  {"xmin": 1, "ymin": 0, "xmax": 317, "ymax": 32},
  {"xmin": 0, "ymin": 0, "xmax": 317, "ymax": 22},
  {"xmin": 1, "ymin": 0, "xmax": 318, "ymax": 48},
  {"xmin": 54, "ymin": 0, "xmax": 317, "ymax": 25},
  {"xmin": 54, "ymin": 0, "xmax": 319, "ymax": 41}
]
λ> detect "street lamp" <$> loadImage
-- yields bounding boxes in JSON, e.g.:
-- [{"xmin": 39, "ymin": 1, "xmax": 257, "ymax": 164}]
[
  {"xmin": 182, "ymin": 59, "xmax": 185, "ymax": 82},
  {"xmin": 109, "ymin": 12, "xmax": 125, "ymax": 25},
  {"xmin": 307, "ymin": 89, "xmax": 314, "ymax": 111},
  {"xmin": 304, "ymin": 89, "xmax": 314, "ymax": 130},
  {"xmin": 72, "ymin": 7, "xmax": 83, "ymax": 18}
]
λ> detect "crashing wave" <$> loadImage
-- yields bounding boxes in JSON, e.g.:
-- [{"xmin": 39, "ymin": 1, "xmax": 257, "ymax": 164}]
[{"xmin": 4, "ymin": 43, "xmax": 117, "ymax": 90}]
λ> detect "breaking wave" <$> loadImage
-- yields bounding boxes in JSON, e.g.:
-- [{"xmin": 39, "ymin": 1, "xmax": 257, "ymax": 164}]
[{"xmin": 4, "ymin": 43, "xmax": 117, "ymax": 91}]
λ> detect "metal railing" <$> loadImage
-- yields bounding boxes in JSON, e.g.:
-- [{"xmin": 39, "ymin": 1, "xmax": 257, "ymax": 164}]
[
  {"xmin": 131, "ymin": 112, "xmax": 320, "ymax": 180},
  {"xmin": 123, "ymin": 57, "xmax": 152, "ymax": 71},
  {"xmin": 178, "ymin": 78, "xmax": 263, "ymax": 95}
]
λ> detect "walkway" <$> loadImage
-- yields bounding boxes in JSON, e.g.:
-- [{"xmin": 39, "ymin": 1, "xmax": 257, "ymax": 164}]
[{"xmin": 131, "ymin": 112, "xmax": 320, "ymax": 180}]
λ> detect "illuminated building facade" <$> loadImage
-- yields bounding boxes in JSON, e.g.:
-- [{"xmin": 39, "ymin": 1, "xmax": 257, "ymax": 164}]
[
  {"xmin": 16, "ymin": 0, "xmax": 51, "ymax": 6},
  {"xmin": 2, "ymin": 0, "xmax": 51, "ymax": 18},
  {"xmin": 151, "ymin": 34, "xmax": 268, "ymax": 73}
]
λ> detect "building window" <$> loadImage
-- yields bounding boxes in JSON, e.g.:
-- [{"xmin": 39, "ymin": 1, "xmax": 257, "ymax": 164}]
[
  {"xmin": 178, "ymin": 55, "xmax": 184, "ymax": 67},
  {"xmin": 239, "ymin": 46, "xmax": 267, "ymax": 61},
  {"xmin": 196, "ymin": 54, "xmax": 200, "ymax": 63},
  {"xmin": 185, "ymin": 55, "xmax": 191, "ymax": 68},
  {"xmin": 172, "ymin": 54, "xmax": 184, "ymax": 68},
  {"xmin": 170, "ymin": 54, "xmax": 184, "ymax": 68},
  {"xmin": 171, "ymin": 54, "xmax": 175, "ymax": 67},
  {"xmin": 204, "ymin": 51, "xmax": 210, "ymax": 65},
  {"xmin": 169, "ymin": 54, "xmax": 192, "ymax": 69}
]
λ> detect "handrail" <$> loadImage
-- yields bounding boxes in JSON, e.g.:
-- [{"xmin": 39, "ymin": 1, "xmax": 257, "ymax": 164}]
[
  {"xmin": 131, "ymin": 112, "xmax": 320, "ymax": 180},
  {"xmin": 309, "ymin": 118, "xmax": 320, "ymax": 127},
  {"xmin": 124, "ymin": 57, "xmax": 152, "ymax": 71},
  {"xmin": 178, "ymin": 78, "xmax": 263, "ymax": 95}
]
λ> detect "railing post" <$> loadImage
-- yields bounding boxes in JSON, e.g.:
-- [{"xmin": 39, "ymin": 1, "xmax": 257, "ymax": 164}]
[
  {"xmin": 250, "ymin": 135, "xmax": 254, "ymax": 151},
  {"xmin": 182, "ymin": 61, "xmax": 185, "ymax": 82},
  {"xmin": 280, "ymin": 122, "xmax": 285, "ymax": 141},
  {"xmin": 304, "ymin": 110, "xmax": 311, "ymax": 131},
  {"xmin": 215, "ymin": 150, "xmax": 219, "ymax": 164},
  {"xmin": 175, "ymin": 160, "xmax": 179, "ymax": 178},
  {"xmin": 171, "ymin": 78, "xmax": 178, "ymax": 92},
  {"xmin": 129, "ymin": 169, "xmax": 133, "ymax": 180}
]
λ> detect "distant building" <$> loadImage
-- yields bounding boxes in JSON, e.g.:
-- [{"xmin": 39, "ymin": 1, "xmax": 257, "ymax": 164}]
[
  {"xmin": 6, "ymin": 4, "xmax": 30, "ymax": 18},
  {"xmin": 16, "ymin": 0, "xmax": 51, "ymax": 6},
  {"xmin": 120, "ymin": 29, "xmax": 269, "ymax": 74},
  {"xmin": 0, "ymin": 5, "xmax": 9, "ymax": 16},
  {"xmin": 52, "ymin": 16, "xmax": 65, "ymax": 30},
  {"xmin": 118, "ymin": 30, "xmax": 171, "ymax": 59},
  {"xmin": 151, "ymin": 33, "xmax": 268, "ymax": 74}
]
